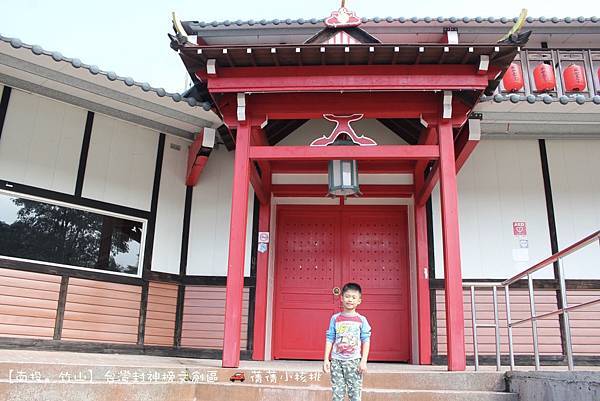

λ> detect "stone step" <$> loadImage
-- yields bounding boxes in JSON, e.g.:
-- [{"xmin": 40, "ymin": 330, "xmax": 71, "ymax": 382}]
[
  {"xmin": 197, "ymin": 383, "xmax": 518, "ymax": 401},
  {"xmin": 0, "ymin": 382, "xmax": 518, "ymax": 401},
  {"xmin": 0, "ymin": 362, "xmax": 506, "ymax": 391}
]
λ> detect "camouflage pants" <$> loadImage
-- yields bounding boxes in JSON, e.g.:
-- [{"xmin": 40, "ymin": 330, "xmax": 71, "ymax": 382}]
[{"xmin": 330, "ymin": 358, "xmax": 363, "ymax": 401}]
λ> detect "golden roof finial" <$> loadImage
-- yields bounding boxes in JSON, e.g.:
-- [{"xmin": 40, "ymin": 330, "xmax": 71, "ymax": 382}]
[{"xmin": 341, "ymin": 0, "xmax": 346, "ymax": 8}]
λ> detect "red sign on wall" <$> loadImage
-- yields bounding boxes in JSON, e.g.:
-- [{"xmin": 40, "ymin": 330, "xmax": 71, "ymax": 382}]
[{"xmin": 513, "ymin": 221, "xmax": 527, "ymax": 236}]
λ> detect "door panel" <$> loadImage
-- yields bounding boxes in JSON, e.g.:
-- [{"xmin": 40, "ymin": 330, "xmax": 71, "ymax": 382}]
[
  {"xmin": 341, "ymin": 207, "xmax": 411, "ymax": 361},
  {"xmin": 272, "ymin": 205, "xmax": 410, "ymax": 361},
  {"xmin": 272, "ymin": 208, "xmax": 340, "ymax": 359}
]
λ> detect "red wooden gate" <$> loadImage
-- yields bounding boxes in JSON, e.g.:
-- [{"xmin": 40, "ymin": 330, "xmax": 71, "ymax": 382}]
[{"xmin": 272, "ymin": 205, "xmax": 411, "ymax": 361}]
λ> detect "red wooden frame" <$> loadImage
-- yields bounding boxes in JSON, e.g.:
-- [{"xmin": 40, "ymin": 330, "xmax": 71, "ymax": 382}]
[
  {"xmin": 252, "ymin": 198, "xmax": 271, "ymax": 360},
  {"xmin": 217, "ymin": 46, "xmax": 497, "ymax": 369},
  {"xmin": 437, "ymin": 120, "xmax": 466, "ymax": 371},
  {"xmin": 198, "ymin": 65, "xmax": 500, "ymax": 93},
  {"xmin": 416, "ymin": 121, "xmax": 480, "ymax": 206},
  {"xmin": 249, "ymin": 145, "xmax": 439, "ymax": 161},
  {"xmin": 414, "ymin": 168, "xmax": 432, "ymax": 365},
  {"xmin": 222, "ymin": 123, "xmax": 252, "ymax": 368},
  {"xmin": 271, "ymin": 184, "xmax": 414, "ymax": 198},
  {"xmin": 186, "ymin": 134, "xmax": 211, "ymax": 186},
  {"xmin": 219, "ymin": 92, "xmax": 441, "ymax": 124}
]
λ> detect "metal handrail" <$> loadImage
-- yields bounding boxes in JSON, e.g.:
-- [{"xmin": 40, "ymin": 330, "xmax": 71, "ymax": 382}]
[
  {"xmin": 503, "ymin": 230, "xmax": 600, "ymax": 285},
  {"xmin": 462, "ymin": 230, "xmax": 600, "ymax": 371}
]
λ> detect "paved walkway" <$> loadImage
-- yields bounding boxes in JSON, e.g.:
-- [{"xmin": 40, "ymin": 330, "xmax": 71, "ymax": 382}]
[{"xmin": 0, "ymin": 349, "xmax": 597, "ymax": 372}]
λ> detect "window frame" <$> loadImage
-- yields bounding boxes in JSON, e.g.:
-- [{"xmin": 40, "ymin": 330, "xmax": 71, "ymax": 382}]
[{"xmin": 0, "ymin": 189, "xmax": 147, "ymax": 278}]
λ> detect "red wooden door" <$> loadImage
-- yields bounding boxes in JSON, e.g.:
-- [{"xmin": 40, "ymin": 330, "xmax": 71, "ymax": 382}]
[{"xmin": 272, "ymin": 205, "xmax": 411, "ymax": 361}]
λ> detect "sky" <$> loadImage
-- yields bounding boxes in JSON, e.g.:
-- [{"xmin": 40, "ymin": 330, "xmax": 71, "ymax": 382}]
[{"xmin": 1, "ymin": 0, "xmax": 599, "ymax": 93}]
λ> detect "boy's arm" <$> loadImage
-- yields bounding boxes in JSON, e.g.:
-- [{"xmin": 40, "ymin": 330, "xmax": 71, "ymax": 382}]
[
  {"xmin": 359, "ymin": 316, "xmax": 371, "ymax": 373},
  {"xmin": 323, "ymin": 341, "xmax": 333, "ymax": 372},
  {"xmin": 359, "ymin": 341, "xmax": 370, "ymax": 373},
  {"xmin": 323, "ymin": 315, "xmax": 337, "ymax": 373}
]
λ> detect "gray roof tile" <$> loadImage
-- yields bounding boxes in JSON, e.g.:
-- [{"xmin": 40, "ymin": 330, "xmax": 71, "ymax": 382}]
[
  {"xmin": 0, "ymin": 33, "xmax": 209, "ymax": 109},
  {"xmin": 481, "ymin": 94, "xmax": 600, "ymax": 105},
  {"xmin": 184, "ymin": 15, "xmax": 599, "ymax": 29}
]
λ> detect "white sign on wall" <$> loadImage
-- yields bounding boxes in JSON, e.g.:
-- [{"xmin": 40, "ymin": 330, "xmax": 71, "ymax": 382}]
[{"xmin": 512, "ymin": 221, "xmax": 529, "ymax": 262}]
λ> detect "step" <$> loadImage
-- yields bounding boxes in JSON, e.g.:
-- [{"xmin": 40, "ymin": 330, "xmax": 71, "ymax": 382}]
[
  {"xmin": 0, "ymin": 362, "xmax": 507, "ymax": 391},
  {"xmin": 196, "ymin": 383, "xmax": 518, "ymax": 401},
  {"xmin": 0, "ymin": 382, "xmax": 518, "ymax": 401}
]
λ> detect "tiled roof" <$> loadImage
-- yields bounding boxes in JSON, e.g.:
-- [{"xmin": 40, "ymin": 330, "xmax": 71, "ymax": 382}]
[
  {"xmin": 480, "ymin": 94, "xmax": 600, "ymax": 105},
  {"xmin": 186, "ymin": 16, "xmax": 600, "ymax": 29},
  {"xmin": 0, "ymin": 34, "xmax": 211, "ymax": 110}
]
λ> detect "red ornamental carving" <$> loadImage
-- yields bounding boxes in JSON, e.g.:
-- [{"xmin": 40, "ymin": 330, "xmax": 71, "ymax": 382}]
[
  {"xmin": 533, "ymin": 63, "xmax": 556, "ymax": 92},
  {"xmin": 324, "ymin": 7, "xmax": 361, "ymax": 28},
  {"xmin": 310, "ymin": 114, "xmax": 377, "ymax": 146},
  {"xmin": 563, "ymin": 64, "xmax": 587, "ymax": 92},
  {"xmin": 502, "ymin": 63, "xmax": 524, "ymax": 92}
]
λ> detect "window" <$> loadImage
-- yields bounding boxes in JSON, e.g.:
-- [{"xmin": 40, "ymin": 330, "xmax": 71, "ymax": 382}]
[{"xmin": 0, "ymin": 191, "xmax": 145, "ymax": 276}]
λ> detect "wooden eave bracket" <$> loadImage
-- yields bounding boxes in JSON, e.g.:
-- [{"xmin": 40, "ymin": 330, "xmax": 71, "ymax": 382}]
[
  {"xmin": 186, "ymin": 128, "xmax": 216, "ymax": 186},
  {"xmin": 442, "ymin": 27, "xmax": 459, "ymax": 44},
  {"xmin": 443, "ymin": 91, "xmax": 453, "ymax": 119}
]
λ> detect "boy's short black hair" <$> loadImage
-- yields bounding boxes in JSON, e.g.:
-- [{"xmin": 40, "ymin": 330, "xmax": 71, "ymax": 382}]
[{"xmin": 342, "ymin": 282, "xmax": 362, "ymax": 295}]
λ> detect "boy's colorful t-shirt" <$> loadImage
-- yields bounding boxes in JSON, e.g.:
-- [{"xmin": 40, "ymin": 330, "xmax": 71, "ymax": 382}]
[{"xmin": 325, "ymin": 312, "xmax": 371, "ymax": 361}]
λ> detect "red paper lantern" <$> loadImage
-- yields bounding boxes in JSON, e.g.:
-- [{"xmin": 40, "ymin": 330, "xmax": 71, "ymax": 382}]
[
  {"xmin": 563, "ymin": 64, "xmax": 586, "ymax": 92},
  {"xmin": 533, "ymin": 63, "xmax": 556, "ymax": 92},
  {"xmin": 502, "ymin": 63, "xmax": 524, "ymax": 92}
]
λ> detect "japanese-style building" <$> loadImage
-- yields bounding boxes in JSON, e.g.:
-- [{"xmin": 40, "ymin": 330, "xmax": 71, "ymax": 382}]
[{"xmin": 0, "ymin": 5, "xmax": 599, "ymax": 374}]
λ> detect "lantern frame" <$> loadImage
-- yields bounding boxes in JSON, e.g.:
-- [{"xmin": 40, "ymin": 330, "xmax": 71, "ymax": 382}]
[{"xmin": 327, "ymin": 139, "xmax": 361, "ymax": 197}]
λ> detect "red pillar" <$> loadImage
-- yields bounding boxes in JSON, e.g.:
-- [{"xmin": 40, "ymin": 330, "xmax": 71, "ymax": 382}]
[
  {"xmin": 252, "ymin": 185, "xmax": 271, "ymax": 360},
  {"xmin": 222, "ymin": 123, "xmax": 252, "ymax": 368},
  {"xmin": 414, "ymin": 170, "xmax": 432, "ymax": 365},
  {"xmin": 438, "ymin": 120, "xmax": 466, "ymax": 371}
]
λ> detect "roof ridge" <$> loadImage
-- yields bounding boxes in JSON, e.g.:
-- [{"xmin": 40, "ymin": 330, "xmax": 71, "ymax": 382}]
[
  {"xmin": 481, "ymin": 93, "xmax": 600, "ymax": 105},
  {"xmin": 0, "ymin": 33, "xmax": 211, "ymax": 110},
  {"xmin": 184, "ymin": 15, "xmax": 600, "ymax": 28}
]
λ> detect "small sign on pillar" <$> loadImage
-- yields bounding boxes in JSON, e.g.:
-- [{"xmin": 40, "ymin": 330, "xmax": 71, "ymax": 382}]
[{"xmin": 258, "ymin": 231, "xmax": 270, "ymax": 254}]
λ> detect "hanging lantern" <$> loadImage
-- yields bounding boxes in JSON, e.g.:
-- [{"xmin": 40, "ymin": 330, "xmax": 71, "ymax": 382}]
[
  {"xmin": 563, "ymin": 64, "xmax": 587, "ymax": 92},
  {"xmin": 533, "ymin": 63, "xmax": 556, "ymax": 92},
  {"xmin": 502, "ymin": 63, "xmax": 524, "ymax": 92},
  {"xmin": 327, "ymin": 139, "xmax": 360, "ymax": 197}
]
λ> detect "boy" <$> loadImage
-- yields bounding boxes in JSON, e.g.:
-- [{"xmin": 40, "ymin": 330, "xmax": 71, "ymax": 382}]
[{"xmin": 323, "ymin": 282, "xmax": 371, "ymax": 401}]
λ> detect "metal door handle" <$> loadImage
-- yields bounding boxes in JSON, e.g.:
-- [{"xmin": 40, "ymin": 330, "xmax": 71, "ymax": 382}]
[{"xmin": 332, "ymin": 287, "xmax": 341, "ymax": 296}]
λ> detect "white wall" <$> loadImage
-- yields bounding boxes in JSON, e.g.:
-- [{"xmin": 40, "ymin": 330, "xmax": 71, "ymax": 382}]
[
  {"xmin": 151, "ymin": 136, "xmax": 188, "ymax": 274},
  {"xmin": 546, "ymin": 140, "xmax": 600, "ymax": 279},
  {"xmin": 277, "ymin": 119, "xmax": 408, "ymax": 146},
  {"xmin": 0, "ymin": 88, "xmax": 86, "ymax": 194},
  {"xmin": 82, "ymin": 113, "xmax": 158, "ymax": 211},
  {"xmin": 433, "ymin": 139, "xmax": 553, "ymax": 279},
  {"xmin": 186, "ymin": 147, "xmax": 254, "ymax": 277}
]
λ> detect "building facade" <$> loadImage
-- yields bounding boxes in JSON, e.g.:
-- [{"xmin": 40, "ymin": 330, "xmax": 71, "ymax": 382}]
[{"xmin": 0, "ymin": 9, "xmax": 599, "ymax": 371}]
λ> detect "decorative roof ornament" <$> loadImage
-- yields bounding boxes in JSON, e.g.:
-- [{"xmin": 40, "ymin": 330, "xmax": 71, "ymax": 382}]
[{"xmin": 324, "ymin": 0, "xmax": 361, "ymax": 28}]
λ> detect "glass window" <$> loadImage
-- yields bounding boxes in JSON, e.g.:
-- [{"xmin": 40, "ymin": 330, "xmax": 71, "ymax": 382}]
[{"xmin": 0, "ymin": 191, "xmax": 145, "ymax": 276}]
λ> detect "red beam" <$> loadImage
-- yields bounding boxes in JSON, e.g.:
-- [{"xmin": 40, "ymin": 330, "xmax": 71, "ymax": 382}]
[
  {"xmin": 250, "ymin": 163, "xmax": 269, "ymax": 205},
  {"xmin": 219, "ymin": 92, "xmax": 440, "ymax": 121},
  {"xmin": 438, "ymin": 120, "xmax": 466, "ymax": 371},
  {"xmin": 416, "ymin": 121, "xmax": 480, "ymax": 206},
  {"xmin": 414, "ymin": 126, "xmax": 438, "ymax": 176},
  {"xmin": 270, "ymin": 160, "xmax": 415, "ymax": 174},
  {"xmin": 186, "ymin": 133, "xmax": 212, "ymax": 187},
  {"xmin": 198, "ymin": 65, "xmax": 493, "ymax": 93},
  {"xmin": 271, "ymin": 184, "xmax": 414, "ymax": 198},
  {"xmin": 454, "ymin": 120, "xmax": 481, "ymax": 172},
  {"xmin": 250, "ymin": 126, "xmax": 272, "ymax": 192},
  {"xmin": 222, "ymin": 123, "xmax": 252, "ymax": 368},
  {"xmin": 249, "ymin": 145, "xmax": 439, "ymax": 161}
]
